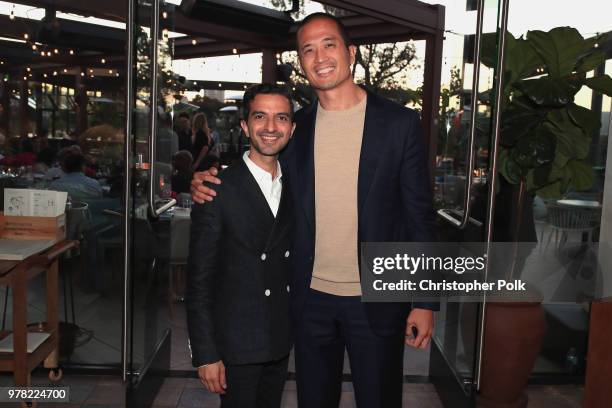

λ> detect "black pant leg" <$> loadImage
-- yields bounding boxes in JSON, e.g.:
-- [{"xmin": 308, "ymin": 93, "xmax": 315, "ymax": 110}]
[
  {"xmin": 341, "ymin": 298, "xmax": 405, "ymax": 408},
  {"xmin": 220, "ymin": 363, "xmax": 261, "ymax": 408},
  {"xmin": 295, "ymin": 290, "xmax": 345, "ymax": 408},
  {"xmin": 256, "ymin": 355, "xmax": 289, "ymax": 408}
]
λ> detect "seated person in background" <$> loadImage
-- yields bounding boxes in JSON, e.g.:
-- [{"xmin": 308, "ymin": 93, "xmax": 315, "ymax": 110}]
[
  {"xmin": 45, "ymin": 145, "xmax": 80, "ymax": 181},
  {"xmin": 171, "ymin": 150, "xmax": 193, "ymax": 195},
  {"xmin": 49, "ymin": 148, "xmax": 103, "ymax": 200}
]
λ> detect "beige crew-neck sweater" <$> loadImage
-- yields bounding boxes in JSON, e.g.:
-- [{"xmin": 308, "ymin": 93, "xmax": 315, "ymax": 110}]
[{"xmin": 310, "ymin": 96, "xmax": 367, "ymax": 296}]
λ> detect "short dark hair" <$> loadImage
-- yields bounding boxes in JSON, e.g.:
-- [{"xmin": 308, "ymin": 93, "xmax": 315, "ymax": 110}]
[
  {"xmin": 296, "ymin": 12, "xmax": 352, "ymax": 51},
  {"xmin": 62, "ymin": 151, "xmax": 85, "ymax": 173},
  {"xmin": 242, "ymin": 83, "xmax": 294, "ymax": 121}
]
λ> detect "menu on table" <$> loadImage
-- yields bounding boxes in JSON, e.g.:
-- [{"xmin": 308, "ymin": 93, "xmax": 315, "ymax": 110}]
[{"xmin": 4, "ymin": 189, "xmax": 67, "ymax": 217}]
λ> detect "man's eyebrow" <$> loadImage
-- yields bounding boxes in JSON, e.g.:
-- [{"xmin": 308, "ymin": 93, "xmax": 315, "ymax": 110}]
[{"xmin": 276, "ymin": 111, "xmax": 291, "ymax": 116}]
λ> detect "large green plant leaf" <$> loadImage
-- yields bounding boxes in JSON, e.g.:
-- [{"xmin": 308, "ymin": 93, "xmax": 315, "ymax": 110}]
[
  {"xmin": 575, "ymin": 49, "xmax": 607, "ymax": 73},
  {"xmin": 536, "ymin": 180, "xmax": 563, "ymax": 198},
  {"xmin": 531, "ymin": 164, "xmax": 552, "ymax": 188},
  {"xmin": 567, "ymin": 103, "xmax": 601, "ymax": 139},
  {"xmin": 585, "ymin": 75, "xmax": 612, "ymax": 96},
  {"xmin": 546, "ymin": 109, "xmax": 591, "ymax": 160},
  {"xmin": 481, "ymin": 33, "xmax": 543, "ymax": 85},
  {"xmin": 519, "ymin": 77, "xmax": 579, "ymax": 107},
  {"xmin": 506, "ymin": 37, "xmax": 544, "ymax": 83},
  {"xmin": 566, "ymin": 159, "xmax": 595, "ymax": 191},
  {"xmin": 527, "ymin": 27, "xmax": 585, "ymax": 77},
  {"xmin": 498, "ymin": 148, "xmax": 522, "ymax": 184},
  {"xmin": 533, "ymin": 126, "xmax": 556, "ymax": 165},
  {"xmin": 500, "ymin": 104, "xmax": 543, "ymax": 146}
]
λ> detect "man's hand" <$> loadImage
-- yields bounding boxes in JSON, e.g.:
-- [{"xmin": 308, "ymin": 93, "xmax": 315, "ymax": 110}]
[
  {"xmin": 405, "ymin": 308, "xmax": 434, "ymax": 349},
  {"xmin": 190, "ymin": 167, "xmax": 222, "ymax": 203},
  {"xmin": 198, "ymin": 360, "xmax": 227, "ymax": 394}
]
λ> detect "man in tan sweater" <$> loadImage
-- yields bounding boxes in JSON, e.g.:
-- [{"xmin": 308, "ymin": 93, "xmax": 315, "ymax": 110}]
[{"xmin": 191, "ymin": 12, "xmax": 438, "ymax": 408}]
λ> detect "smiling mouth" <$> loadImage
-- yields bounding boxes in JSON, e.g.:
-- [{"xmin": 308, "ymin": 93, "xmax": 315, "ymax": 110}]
[
  {"xmin": 260, "ymin": 135, "xmax": 280, "ymax": 143},
  {"xmin": 315, "ymin": 66, "xmax": 335, "ymax": 76}
]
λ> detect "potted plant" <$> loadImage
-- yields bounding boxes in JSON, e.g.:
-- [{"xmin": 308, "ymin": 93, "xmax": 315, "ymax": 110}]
[{"xmin": 476, "ymin": 27, "xmax": 612, "ymax": 407}]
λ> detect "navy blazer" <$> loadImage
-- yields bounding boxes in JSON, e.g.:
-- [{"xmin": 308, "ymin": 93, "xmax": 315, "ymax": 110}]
[{"xmin": 280, "ymin": 91, "xmax": 439, "ymax": 336}]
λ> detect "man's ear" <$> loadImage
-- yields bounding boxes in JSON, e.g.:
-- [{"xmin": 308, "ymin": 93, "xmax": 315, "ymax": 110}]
[
  {"xmin": 239, "ymin": 120, "xmax": 249, "ymax": 138},
  {"xmin": 348, "ymin": 44, "xmax": 357, "ymax": 65}
]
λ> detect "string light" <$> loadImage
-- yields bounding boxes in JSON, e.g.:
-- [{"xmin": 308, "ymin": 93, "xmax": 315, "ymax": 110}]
[
  {"xmin": 32, "ymin": 44, "xmax": 37, "ymax": 50},
  {"xmin": 80, "ymin": 72, "xmax": 85, "ymax": 77},
  {"xmin": 9, "ymin": 5, "xmax": 15, "ymax": 20},
  {"xmin": 26, "ymin": 67, "xmax": 30, "ymax": 72},
  {"xmin": 101, "ymin": 58, "xmax": 106, "ymax": 64},
  {"xmin": 232, "ymin": 48, "xmax": 238, "ymax": 54},
  {"xmin": 54, "ymin": 49, "xmax": 59, "ymax": 54},
  {"xmin": 108, "ymin": 69, "xmax": 113, "ymax": 74},
  {"xmin": 63, "ymin": 69, "xmax": 67, "ymax": 73},
  {"xmin": 23, "ymin": 33, "xmax": 29, "ymax": 40},
  {"xmin": 192, "ymin": 39, "xmax": 197, "ymax": 45},
  {"xmin": 43, "ymin": 74, "xmax": 48, "ymax": 78},
  {"xmin": 162, "ymin": 11, "xmax": 168, "ymax": 19},
  {"xmin": 69, "ymin": 50, "xmax": 74, "ymax": 55},
  {"xmin": 53, "ymin": 71, "xmax": 57, "ymax": 76}
]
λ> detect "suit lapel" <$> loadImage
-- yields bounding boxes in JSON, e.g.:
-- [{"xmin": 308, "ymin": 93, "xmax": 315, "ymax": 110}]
[
  {"xmin": 294, "ymin": 104, "xmax": 317, "ymax": 235},
  {"xmin": 237, "ymin": 160, "xmax": 275, "ymax": 237},
  {"xmin": 358, "ymin": 92, "xmax": 385, "ymax": 214},
  {"xmin": 266, "ymin": 179, "xmax": 292, "ymax": 250}
]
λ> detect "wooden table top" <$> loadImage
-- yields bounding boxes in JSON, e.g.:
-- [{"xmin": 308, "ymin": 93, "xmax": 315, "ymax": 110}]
[{"xmin": 0, "ymin": 240, "xmax": 78, "ymax": 278}]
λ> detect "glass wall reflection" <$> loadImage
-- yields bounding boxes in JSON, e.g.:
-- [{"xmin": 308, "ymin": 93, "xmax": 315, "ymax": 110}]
[{"xmin": 0, "ymin": 0, "xmax": 125, "ymax": 366}]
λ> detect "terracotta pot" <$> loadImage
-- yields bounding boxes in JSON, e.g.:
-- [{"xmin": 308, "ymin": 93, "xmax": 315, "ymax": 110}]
[{"xmin": 477, "ymin": 301, "xmax": 546, "ymax": 408}]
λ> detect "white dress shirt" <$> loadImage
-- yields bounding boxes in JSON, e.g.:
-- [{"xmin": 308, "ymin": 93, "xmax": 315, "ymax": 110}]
[{"xmin": 242, "ymin": 151, "xmax": 283, "ymax": 217}]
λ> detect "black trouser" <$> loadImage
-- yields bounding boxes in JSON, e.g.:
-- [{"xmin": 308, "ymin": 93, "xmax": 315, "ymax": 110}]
[
  {"xmin": 295, "ymin": 289, "xmax": 405, "ymax": 408},
  {"xmin": 220, "ymin": 355, "xmax": 289, "ymax": 408}
]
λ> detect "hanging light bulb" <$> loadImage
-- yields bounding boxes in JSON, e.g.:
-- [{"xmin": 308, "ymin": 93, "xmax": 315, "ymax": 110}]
[
  {"xmin": 32, "ymin": 44, "xmax": 37, "ymax": 50},
  {"xmin": 192, "ymin": 39, "xmax": 197, "ymax": 45},
  {"xmin": 54, "ymin": 49, "xmax": 59, "ymax": 54},
  {"xmin": 101, "ymin": 58, "xmax": 106, "ymax": 64},
  {"xmin": 69, "ymin": 50, "xmax": 74, "ymax": 55},
  {"xmin": 23, "ymin": 33, "xmax": 29, "ymax": 40}
]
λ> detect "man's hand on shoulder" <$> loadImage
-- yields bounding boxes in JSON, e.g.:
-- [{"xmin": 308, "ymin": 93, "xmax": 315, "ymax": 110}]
[
  {"xmin": 405, "ymin": 308, "xmax": 434, "ymax": 349},
  {"xmin": 198, "ymin": 360, "xmax": 227, "ymax": 394},
  {"xmin": 190, "ymin": 166, "xmax": 222, "ymax": 203}
]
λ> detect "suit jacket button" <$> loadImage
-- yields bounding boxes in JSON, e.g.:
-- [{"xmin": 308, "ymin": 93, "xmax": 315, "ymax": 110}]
[
  {"xmin": 265, "ymin": 289, "xmax": 271, "ymax": 297},
  {"xmin": 261, "ymin": 253, "xmax": 267, "ymax": 261},
  {"xmin": 286, "ymin": 285, "xmax": 290, "ymax": 293},
  {"xmin": 284, "ymin": 250, "xmax": 290, "ymax": 258}
]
